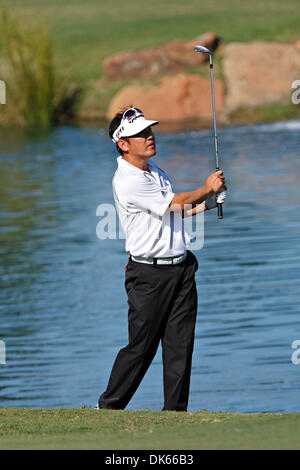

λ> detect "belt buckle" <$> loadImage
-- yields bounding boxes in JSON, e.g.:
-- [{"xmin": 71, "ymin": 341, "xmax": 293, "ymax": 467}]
[{"xmin": 159, "ymin": 257, "xmax": 173, "ymax": 265}]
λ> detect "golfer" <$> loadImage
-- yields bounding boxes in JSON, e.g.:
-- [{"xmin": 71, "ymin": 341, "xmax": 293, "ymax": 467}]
[{"xmin": 98, "ymin": 107, "xmax": 226, "ymax": 411}]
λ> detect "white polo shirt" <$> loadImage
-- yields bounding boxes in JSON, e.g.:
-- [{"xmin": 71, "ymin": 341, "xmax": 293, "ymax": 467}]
[{"xmin": 112, "ymin": 156, "xmax": 191, "ymax": 258}]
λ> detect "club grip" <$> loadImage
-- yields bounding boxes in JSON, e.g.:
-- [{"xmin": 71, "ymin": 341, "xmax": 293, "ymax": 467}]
[{"xmin": 217, "ymin": 203, "xmax": 223, "ymax": 219}]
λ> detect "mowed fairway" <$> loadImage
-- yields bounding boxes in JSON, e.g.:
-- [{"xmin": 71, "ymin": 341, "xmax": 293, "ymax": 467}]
[
  {"xmin": 1, "ymin": 408, "xmax": 300, "ymax": 449},
  {"xmin": 9, "ymin": 0, "xmax": 300, "ymax": 82}
]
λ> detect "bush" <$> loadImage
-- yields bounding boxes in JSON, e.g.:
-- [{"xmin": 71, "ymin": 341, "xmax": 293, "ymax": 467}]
[{"xmin": 0, "ymin": 8, "xmax": 81, "ymax": 133}]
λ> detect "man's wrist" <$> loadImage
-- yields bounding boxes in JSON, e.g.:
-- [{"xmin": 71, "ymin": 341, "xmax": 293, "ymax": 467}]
[{"xmin": 203, "ymin": 185, "xmax": 214, "ymax": 198}]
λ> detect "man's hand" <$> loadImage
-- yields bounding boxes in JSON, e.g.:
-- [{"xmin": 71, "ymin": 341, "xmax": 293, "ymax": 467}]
[
  {"xmin": 170, "ymin": 170, "xmax": 227, "ymax": 214},
  {"xmin": 204, "ymin": 170, "xmax": 226, "ymax": 195}
]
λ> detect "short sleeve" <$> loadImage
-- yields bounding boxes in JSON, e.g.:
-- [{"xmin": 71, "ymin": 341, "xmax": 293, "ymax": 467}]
[{"xmin": 127, "ymin": 176, "xmax": 174, "ymax": 217}]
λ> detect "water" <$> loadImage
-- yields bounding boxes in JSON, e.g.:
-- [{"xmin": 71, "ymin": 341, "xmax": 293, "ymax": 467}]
[{"xmin": 0, "ymin": 120, "xmax": 300, "ymax": 413}]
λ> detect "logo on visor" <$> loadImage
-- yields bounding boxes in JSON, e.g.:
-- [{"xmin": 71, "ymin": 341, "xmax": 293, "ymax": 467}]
[{"xmin": 129, "ymin": 115, "xmax": 142, "ymax": 123}]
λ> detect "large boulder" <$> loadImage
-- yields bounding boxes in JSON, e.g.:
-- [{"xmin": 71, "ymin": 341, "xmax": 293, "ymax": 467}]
[
  {"xmin": 295, "ymin": 39, "xmax": 300, "ymax": 51},
  {"xmin": 107, "ymin": 73, "xmax": 224, "ymax": 121},
  {"xmin": 103, "ymin": 32, "xmax": 220, "ymax": 80},
  {"xmin": 223, "ymin": 41, "xmax": 300, "ymax": 109}
]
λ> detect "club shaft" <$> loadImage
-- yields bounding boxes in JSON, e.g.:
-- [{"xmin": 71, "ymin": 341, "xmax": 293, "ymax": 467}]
[
  {"xmin": 209, "ymin": 58, "xmax": 223, "ymax": 218},
  {"xmin": 194, "ymin": 45, "xmax": 223, "ymax": 219},
  {"xmin": 209, "ymin": 57, "xmax": 219, "ymax": 171}
]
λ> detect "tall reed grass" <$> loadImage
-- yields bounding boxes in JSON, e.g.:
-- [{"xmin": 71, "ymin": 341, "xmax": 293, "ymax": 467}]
[{"xmin": 0, "ymin": 8, "xmax": 80, "ymax": 133}]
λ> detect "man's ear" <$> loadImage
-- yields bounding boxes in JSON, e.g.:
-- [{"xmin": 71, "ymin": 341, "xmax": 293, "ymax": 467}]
[{"xmin": 118, "ymin": 138, "xmax": 130, "ymax": 153}]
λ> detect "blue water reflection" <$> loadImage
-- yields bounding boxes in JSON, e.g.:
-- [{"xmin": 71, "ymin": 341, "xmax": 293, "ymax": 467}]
[{"xmin": 0, "ymin": 120, "xmax": 300, "ymax": 412}]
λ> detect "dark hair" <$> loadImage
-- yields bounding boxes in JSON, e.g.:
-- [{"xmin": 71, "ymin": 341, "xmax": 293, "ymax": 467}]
[{"xmin": 108, "ymin": 108, "xmax": 130, "ymax": 156}]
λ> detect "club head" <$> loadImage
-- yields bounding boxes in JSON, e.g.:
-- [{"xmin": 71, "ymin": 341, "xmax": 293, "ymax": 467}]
[{"xmin": 194, "ymin": 45, "xmax": 212, "ymax": 54}]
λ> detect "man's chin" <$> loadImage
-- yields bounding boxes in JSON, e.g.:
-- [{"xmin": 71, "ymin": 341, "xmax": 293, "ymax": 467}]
[{"xmin": 149, "ymin": 147, "xmax": 156, "ymax": 156}]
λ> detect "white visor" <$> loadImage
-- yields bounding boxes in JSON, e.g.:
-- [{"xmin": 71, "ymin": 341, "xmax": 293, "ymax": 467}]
[{"xmin": 112, "ymin": 108, "xmax": 159, "ymax": 143}]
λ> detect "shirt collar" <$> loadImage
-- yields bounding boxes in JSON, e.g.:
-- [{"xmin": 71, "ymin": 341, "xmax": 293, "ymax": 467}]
[{"xmin": 117, "ymin": 156, "xmax": 157, "ymax": 175}]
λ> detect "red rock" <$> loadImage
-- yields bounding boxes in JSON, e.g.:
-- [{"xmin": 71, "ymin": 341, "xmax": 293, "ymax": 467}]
[
  {"xmin": 294, "ymin": 39, "xmax": 300, "ymax": 51},
  {"xmin": 103, "ymin": 32, "xmax": 220, "ymax": 80},
  {"xmin": 107, "ymin": 73, "xmax": 224, "ymax": 122},
  {"xmin": 223, "ymin": 41, "xmax": 300, "ymax": 109}
]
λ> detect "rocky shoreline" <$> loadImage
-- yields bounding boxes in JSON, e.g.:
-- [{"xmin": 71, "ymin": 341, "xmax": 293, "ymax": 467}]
[{"xmin": 78, "ymin": 32, "xmax": 300, "ymax": 127}]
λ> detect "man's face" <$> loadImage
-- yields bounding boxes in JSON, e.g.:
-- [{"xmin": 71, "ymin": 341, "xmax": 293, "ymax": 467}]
[{"xmin": 121, "ymin": 127, "xmax": 156, "ymax": 159}]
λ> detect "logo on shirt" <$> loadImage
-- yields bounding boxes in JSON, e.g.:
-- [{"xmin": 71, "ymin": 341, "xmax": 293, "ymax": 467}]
[
  {"xmin": 160, "ymin": 177, "xmax": 172, "ymax": 196},
  {"xmin": 143, "ymin": 172, "xmax": 154, "ymax": 183},
  {"xmin": 144, "ymin": 172, "xmax": 172, "ymax": 197}
]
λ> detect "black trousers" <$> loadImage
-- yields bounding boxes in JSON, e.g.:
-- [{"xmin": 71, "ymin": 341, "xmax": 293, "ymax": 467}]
[{"xmin": 98, "ymin": 250, "xmax": 198, "ymax": 411}]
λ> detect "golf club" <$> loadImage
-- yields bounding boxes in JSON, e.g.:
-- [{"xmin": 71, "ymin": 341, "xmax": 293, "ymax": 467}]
[{"xmin": 194, "ymin": 45, "xmax": 223, "ymax": 219}]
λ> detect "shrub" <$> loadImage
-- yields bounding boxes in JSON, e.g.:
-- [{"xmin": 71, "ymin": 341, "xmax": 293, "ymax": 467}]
[{"xmin": 0, "ymin": 8, "xmax": 81, "ymax": 133}]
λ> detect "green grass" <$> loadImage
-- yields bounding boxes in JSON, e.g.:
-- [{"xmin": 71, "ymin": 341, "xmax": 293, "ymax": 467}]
[
  {"xmin": 224, "ymin": 102, "xmax": 300, "ymax": 126},
  {"xmin": 3, "ymin": 0, "xmax": 300, "ymax": 83},
  {"xmin": 1, "ymin": 0, "xmax": 299, "ymax": 125},
  {"xmin": 1, "ymin": 408, "xmax": 300, "ymax": 449}
]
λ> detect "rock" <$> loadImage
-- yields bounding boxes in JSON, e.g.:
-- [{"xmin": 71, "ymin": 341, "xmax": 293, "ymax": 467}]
[
  {"xmin": 294, "ymin": 39, "xmax": 300, "ymax": 51},
  {"xmin": 107, "ymin": 73, "xmax": 224, "ymax": 122},
  {"xmin": 223, "ymin": 41, "xmax": 300, "ymax": 109},
  {"xmin": 103, "ymin": 32, "xmax": 220, "ymax": 80}
]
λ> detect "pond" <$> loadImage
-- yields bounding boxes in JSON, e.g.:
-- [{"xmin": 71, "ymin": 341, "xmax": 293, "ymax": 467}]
[{"xmin": 0, "ymin": 119, "xmax": 300, "ymax": 412}]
